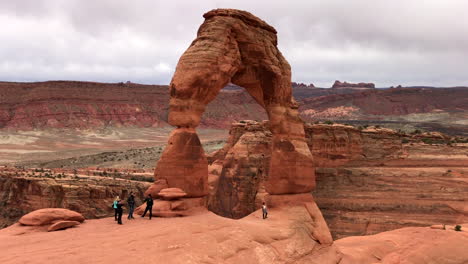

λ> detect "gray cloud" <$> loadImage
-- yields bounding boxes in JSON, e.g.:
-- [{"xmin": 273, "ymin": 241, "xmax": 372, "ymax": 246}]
[{"xmin": 1, "ymin": 0, "xmax": 467, "ymax": 87}]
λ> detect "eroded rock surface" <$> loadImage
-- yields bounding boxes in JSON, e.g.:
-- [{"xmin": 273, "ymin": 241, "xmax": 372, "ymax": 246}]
[
  {"xmin": 19, "ymin": 208, "xmax": 84, "ymax": 226},
  {"xmin": 0, "ymin": 202, "xmax": 343, "ymax": 264},
  {"xmin": 0, "ymin": 173, "xmax": 150, "ymax": 228},
  {"xmin": 148, "ymin": 8, "xmax": 314, "ymax": 200},
  {"xmin": 336, "ymin": 224, "xmax": 468, "ymax": 264},
  {"xmin": 47, "ymin": 220, "xmax": 80, "ymax": 232},
  {"xmin": 208, "ymin": 121, "xmax": 468, "ymax": 239}
]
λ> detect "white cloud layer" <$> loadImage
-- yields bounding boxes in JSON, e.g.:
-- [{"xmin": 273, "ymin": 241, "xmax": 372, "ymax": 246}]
[{"xmin": 1, "ymin": 0, "xmax": 467, "ymax": 87}]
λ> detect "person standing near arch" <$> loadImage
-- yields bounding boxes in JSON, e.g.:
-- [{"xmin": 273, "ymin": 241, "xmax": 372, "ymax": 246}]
[
  {"xmin": 141, "ymin": 194, "xmax": 153, "ymax": 219},
  {"xmin": 262, "ymin": 202, "xmax": 268, "ymax": 219},
  {"xmin": 127, "ymin": 192, "xmax": 135, "ymax": 220}
]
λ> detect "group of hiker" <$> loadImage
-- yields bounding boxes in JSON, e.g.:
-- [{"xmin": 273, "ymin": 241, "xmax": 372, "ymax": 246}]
[
  {"xmin": 112, "ymin": 193, "xmax": 154, "ymax": 225},
  {"xmin": 112, "ymin": 193, "xmax": 269, "ymax": 224}
]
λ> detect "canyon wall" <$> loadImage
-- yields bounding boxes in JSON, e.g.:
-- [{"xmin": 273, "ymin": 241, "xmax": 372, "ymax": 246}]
[
  {"xmin": 207, "ymin": 121, "xmax": 468, "ymax": 238},
  {"xmin": 0, "ymin": 81, "xmax": 265, "ymax": 129},
  {"xmin": 2, "ymin": 81, "xmax": 467, "ymax": 136},
  {"xmin": 0, "ymin": 169, "xmax": 151, "ymax": 228}
]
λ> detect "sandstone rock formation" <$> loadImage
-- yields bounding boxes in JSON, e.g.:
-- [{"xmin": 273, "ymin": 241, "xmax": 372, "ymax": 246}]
[
  {"xmin": 299, "ymin": 86, "xmax": 468, "ymax": 129},
  {"xmin": 1, "ymin": 81, "xmax": 467, "ymax": 134},
  {"xmin": 0, "ymin": 172, "xmax": 151, "ymax": 228},
  {"xmin": 0, "ymin": 204, "xmax": 343, "ymax": 264},
  {"xmin": 148, "ymin": 9, "xmax": 314, "ymax": 203},
  {"xmin": 153, "ymin": 128, "xmax": 208, "ymax": 197},
  {"xmin": 158, "ymin": 188, "xmax": 187, "ymax": 200},
  {"xmin": 292, "ymin": 82, "xmax": 315, "ymax": 88},
  {"xmin": 332, "ymin": 80, "xmax": 375, "ymax": 89},
  {"xmin": 0, "ymin": 80, "xmax": 267, "ymax": 130},
  {"xmin": 207, "ymin": 121, "xmax": 468, "ymax": 239},
  {"xmin": 47, "ymin": 220, "xmax": 81, "ymax": 232},
  {"xmin": 19, "ymin": 208, "xmax": 84, "ymax": 226},
  {"xmin": 336, "ymin": 225, "xmax": 468, "ymax": 264},
  {"xmin": 2, "ymin": 209, "xmax": 467, "ymax": 263}
]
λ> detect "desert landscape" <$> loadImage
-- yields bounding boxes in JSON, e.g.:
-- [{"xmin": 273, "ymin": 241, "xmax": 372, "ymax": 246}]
[{"xmin": 1, "ymin": 3, "xmax": 468, "ymax": 264}]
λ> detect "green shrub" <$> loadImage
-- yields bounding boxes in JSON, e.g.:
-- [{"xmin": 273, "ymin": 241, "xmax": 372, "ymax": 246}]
[
  {"xmin": 455, "ymin": 225, "xmax": 462, "ymax": 231},
  {"xmin": 421, "ymin": 138, "xmax": 433, "ymax": 144},
  {"xmin": 324, "ymin": 120, "xmax": 334, "ymax": 125},
  {"xmin": 402, "ymin": 138, "xmax": 409, "ymax": 144}
]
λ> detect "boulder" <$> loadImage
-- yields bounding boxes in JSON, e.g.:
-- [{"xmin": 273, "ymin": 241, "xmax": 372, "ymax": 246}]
[
  {"xmin": 134, "ymin": 200, "xmax": 171, "ymax": 215},
  {"xmin": 144, "ymin": 179, "xmax": 168, "ymax": 197},
  {"xmin": 19, "ymin": 208, "xmax": 85, "ymax": 226},
  {"xmin": 47, "ymin": 220, "xmax": 80, "ymax": 232},
  {"xmin": 158, "ymin": 188, "xmax": 187, "ymax": 200}
]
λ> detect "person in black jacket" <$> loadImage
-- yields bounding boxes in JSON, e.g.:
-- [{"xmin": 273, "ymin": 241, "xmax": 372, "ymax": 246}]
[
  {"xmin": 141, "ymin": 194, "xmax": 153, "ymax": 219},
  {"xmin": 116, "ymin": 198, "xmax": 124, "ymax": 225},
  {"xmin": 127, "ymin": 192, "xmax": 135, "ymax": 220}
]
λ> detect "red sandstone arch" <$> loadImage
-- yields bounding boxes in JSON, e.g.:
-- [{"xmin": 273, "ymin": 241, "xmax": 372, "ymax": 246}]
[{"xmin": 148, "ymin": 9, "xmax": 315, "ymax": 199}]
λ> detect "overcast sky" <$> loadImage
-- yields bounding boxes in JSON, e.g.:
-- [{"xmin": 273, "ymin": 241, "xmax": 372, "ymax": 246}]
[{"xmin": 1, "ymin": 0, "xmax": 467, "ymax": 87}]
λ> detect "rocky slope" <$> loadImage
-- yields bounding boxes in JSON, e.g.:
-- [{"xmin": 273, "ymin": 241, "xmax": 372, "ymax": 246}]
[
  {"xmin": 0, "ymin": 167, "xmax": 151, "ymax": 228},
  {"xmin": 207, "ymin": 121, "xmax": 468, "ymax": 238}
]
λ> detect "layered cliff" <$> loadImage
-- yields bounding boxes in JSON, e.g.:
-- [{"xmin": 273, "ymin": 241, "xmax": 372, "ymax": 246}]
[
  {"xmin": 300, "ymin": 86, "xmax": 468, "ymax": 124},
  {"xmin": 2, "ymin": 81, "xmax": 467, "ymax": 135},
  {"xmin": 207, "ymin": 121, "xmax": 468, "ymax": 238},
  {"xmin": 0, "ymin": 81, "xmax": 265, "ymax": 129},
  {"xmin": 0, "ymin": 167, "xmax": 151, "ymax": 228}
]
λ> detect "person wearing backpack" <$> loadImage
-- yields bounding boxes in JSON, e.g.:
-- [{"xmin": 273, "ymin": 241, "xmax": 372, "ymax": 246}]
[
  {"xmin": 112, "ymin": 196, "xmax": 120, "ymax": 221},
  {"xmin": 127, "ymin": 192, "xmax": 136, "ymax": 220},
  {"xmin": 141, "ymin": 194, "xmax": 154, "ymax": 219}
]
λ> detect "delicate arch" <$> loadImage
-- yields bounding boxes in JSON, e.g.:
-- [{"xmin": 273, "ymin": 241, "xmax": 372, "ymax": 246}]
[{"xmin": 148, "ymin": 9, "xmax": 315, "ymax": 199}]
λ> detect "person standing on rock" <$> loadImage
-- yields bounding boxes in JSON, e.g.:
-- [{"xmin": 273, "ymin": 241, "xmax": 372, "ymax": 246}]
[
  {"xmin": 113, "ymin": 196, "xmax": 120, "ymax": 221},
  {"xmin": 141, "ymin": 194, "xmax": 153, "ymax": 219},
  {"xmin": 262, "ymin": 202, "xmax": 268, "ymax": 219},
  {"xmin": 116, "ymin": 198, "xmax": 124, "ymax": 225},
  {"xmin": 127, "ymin": 192, "xmax": 135, "ymax": 220}
]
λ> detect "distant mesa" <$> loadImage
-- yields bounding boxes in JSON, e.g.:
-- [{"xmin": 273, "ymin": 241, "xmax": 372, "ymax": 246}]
[
  {"xmin": 332, "ymin": 80, "xmax": 375, "ymax": 89},
  {"xmin": 292, "ymin": 82, "xmax": 315, "ymax": 88}
]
